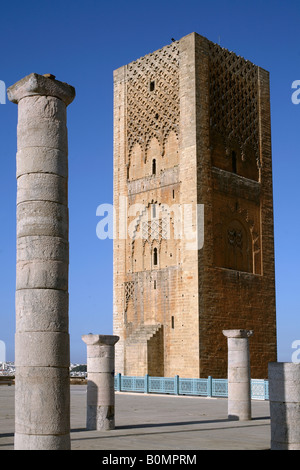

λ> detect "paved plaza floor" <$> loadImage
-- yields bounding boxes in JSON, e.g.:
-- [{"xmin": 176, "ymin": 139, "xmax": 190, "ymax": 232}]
[{"xmin": 0, "ymin": 385, "xmax": 271, "ymax": 451}]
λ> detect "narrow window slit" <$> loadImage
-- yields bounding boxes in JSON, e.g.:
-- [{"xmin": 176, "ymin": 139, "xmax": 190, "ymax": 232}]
[
  {"xmin": 153, "ymin": 247, "xmax": 158, "ymax": 266},
  {"xmin": 152, "ymin": 159, "xmax": 156, "ymax": 175}
]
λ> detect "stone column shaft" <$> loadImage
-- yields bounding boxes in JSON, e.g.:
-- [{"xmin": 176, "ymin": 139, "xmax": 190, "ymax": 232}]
[
  {"xmin": 269, "ymin": 362, "xmax": 300, "ymax": 450},
  {"xmin": 223, "ymin": 329, "xmax": 253, "ymax": 421},
  {"xmin": 8, "ymin": 73, "xmax": 75, "ymax": 450},
  {"xmin": 82, "ymin": 335, "xmax": 119, "ymax": 431}
]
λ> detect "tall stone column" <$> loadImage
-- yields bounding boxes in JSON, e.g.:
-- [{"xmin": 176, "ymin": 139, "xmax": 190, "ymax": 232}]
[
  {"xmin": 82, "ymin": 334, "xmax": 119, "ymax": 430},
  {"xmin": 223, "ymin": 329, "xmax": 253, "ymax": 421},
  {"xmin": 7, "ymin": 73, "xmax": 75, "ymax": 450},
  {"xmin": 269, "ymin": 362, "xmax": 300, "ymax": 450}
]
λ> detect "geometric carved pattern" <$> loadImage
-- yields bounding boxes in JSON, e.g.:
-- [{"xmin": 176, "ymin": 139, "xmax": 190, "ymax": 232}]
[
  {"xmin": 142, "ymin": 219, "xmax": 168, "ymax": 241},
  {"xmin": 227, "ymin": 228, "xmax": 243, "ymax": 249},
  {"xmin": 124, "ymin": 281, "xmax": 135, "ymax": 312},
  {"xmin": 209, "ymin": 43, "xmax": 259, "ymax": 160},
  {"xmin": 126, "ymin": 42, "xmax": 180, "ymax": 162}
]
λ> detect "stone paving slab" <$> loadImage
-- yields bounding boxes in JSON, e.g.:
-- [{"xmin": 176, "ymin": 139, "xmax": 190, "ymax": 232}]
[{"xmin": 0, "ymin": 385, "xmax": 271, "ymax": 451}]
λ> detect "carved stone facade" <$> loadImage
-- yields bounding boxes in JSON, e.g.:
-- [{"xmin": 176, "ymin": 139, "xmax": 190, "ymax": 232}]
[{"xmin": 113, "ymin": 33, "xmax": 277, "ymax": 379}]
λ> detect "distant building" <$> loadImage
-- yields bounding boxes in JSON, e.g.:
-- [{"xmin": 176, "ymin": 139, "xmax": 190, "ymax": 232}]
[{"xmin": 113, "ymin": 32, "xmax": 277, "ymax": 379}]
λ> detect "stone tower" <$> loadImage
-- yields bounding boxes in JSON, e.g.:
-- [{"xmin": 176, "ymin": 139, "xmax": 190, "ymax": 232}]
[{"xmin": 113, "ymin": 32, "xmax": 277, "ymax": 379}]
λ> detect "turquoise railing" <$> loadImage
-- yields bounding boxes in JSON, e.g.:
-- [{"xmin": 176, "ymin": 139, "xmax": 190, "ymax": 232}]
[{"xmin": 114, "ymin": 374, "xmax": 269, "ymax": 400}]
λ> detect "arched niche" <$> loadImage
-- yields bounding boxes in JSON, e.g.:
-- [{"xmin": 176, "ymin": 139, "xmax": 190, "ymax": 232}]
[
  {"xmin": 224, "ymin": 218, "xmax": 252, "ymax": 273},
  {"xmin": 146, "ymin": 137, "xmax": 160, "ymax": 176},
  {"xmin": 162, "ymin": 130, "xmax": 179, "ymax": 170},
  {"xmin": 128, "ymin": 142, "xmax": 143, "ymax": 181}
]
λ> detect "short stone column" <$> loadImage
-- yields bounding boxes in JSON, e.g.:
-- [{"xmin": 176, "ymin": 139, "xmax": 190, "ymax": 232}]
[
  {"xmin": 82, "ymin": 334, "xmax": 119, "ymax": 430},
  {"xmin": 269, "ymin": 362, "xmax": 300, "ymax": 450},
  {"xmin": 223, "ymin": 329, "xmax": 253, "ymax": 421},
  {"xmin": 7, "ymin": 73, "xmax": 75, "ymax": 450}
]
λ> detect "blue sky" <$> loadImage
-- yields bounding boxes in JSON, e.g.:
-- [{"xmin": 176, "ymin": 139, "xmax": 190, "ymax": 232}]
[{"xmin": 0, "ymin": 0, "xmax": 299, "ymax": 365}]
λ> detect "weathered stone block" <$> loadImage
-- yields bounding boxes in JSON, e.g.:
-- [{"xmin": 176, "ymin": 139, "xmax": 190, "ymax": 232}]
[
  {"xmin": 17, "ymin": 236, "xmax": 68, "ymax": 262},
  {"xmin": 16, "ymin": 288, "xmax": 68, "ymax": 332},
  {"xmin": 16, "ymin": 260, "xmax": 68, "ymax": 290},
  {"xmin": 17, "ymin": 201, "xmax": 68, "ymax": 239},
  {"xmin": 14, "ymin": 366, "xmax": 70, "ymax": 435},
  {"xmin": 18, "ymin": 95, "xmax": 67, "ymax": 122},
  {"xmin": 17, "ymin": 173, "xmax": 67, "ymax": 205},
  {"xmin": 17, "ymin": 147, "xmax": 68, "ymax": 179},
  {"xmin": 15, "ymin": 332, "xmax": 70, "ymax": 367},
  {"xmin": 17, "ymin": 120, "xmax": 67, "ymax": 151},
  {"xmin": 14, "ymin": 433, "xmax": 70, "ymax": 451}
]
